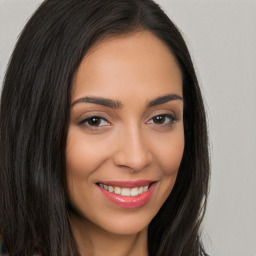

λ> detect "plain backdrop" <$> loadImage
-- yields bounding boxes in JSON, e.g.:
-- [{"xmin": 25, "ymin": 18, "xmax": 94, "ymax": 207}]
[{"xmin": 0, "ymin": 1, "xmax": 256, "ymax": 256}]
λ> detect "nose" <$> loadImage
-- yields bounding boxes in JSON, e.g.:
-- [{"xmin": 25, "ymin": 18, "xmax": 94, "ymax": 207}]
[{"xmin": 113, "ymin": 125, "xmax": 152, "ymax": 172}]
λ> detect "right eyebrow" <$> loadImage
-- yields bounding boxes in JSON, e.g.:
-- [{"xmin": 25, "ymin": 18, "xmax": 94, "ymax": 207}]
[{"xmin": 71, "ymin": 96, "xmax": 123, "ymax": 109}]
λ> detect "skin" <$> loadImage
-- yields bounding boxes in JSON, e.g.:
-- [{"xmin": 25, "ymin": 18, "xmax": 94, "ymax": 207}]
[{"xmin": 66, "ymin": 30, "xmax": 184, "ymax": 256}]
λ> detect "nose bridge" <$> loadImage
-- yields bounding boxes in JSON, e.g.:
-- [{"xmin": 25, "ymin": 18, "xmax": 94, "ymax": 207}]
[{"xmin": 114, "ymin": 122, "xmax": 152, "ymax": 171}]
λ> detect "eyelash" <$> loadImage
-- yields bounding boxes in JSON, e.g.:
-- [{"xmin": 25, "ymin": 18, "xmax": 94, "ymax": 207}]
[
  {"xmin": 146, "ymin": 114, "xmax": 177, "ymax": 126},
  {"xmin": 78, "ymin": 114, "xmax": 177, "ymax": 130},
  {"xmin": 78, "ymin": 116, "xmax": 110, "ymax": 129}
]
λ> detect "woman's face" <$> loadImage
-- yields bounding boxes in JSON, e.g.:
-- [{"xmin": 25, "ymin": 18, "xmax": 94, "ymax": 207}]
[{"xmin": 66, "ymin": 31, "xmax": 184, "ymax": 235}]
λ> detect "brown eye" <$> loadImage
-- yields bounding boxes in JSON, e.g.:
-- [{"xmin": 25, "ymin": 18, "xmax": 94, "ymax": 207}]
[
  {"xmin": 148, "ymin": 114, "xmax": 176, "ymax": 126},
  {"xmin": 152, "ymin": 115, "xmax": 166, "ymax": 124},
  {"xmin": 79, "ymin": 116, "xmax": 109, "ymax": 127},
  {"xmin": 87, "ymin": 117, "xmax": 102, "ymax": 126}
]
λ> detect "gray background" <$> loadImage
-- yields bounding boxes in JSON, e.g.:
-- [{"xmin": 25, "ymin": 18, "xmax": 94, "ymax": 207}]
[{"xmin": 0, "ymin": 0, "xmax": 255, "ymax": 256}]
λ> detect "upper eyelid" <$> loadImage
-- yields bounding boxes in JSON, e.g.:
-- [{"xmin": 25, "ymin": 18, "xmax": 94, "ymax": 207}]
[
  {"xmin": 84, "ymin": 115, "xmax": 108, "ymax": 121},
  {"xmin": 77, "ymin": 112, "xmax": 110, "ymax": 121},
  {"xmin": 146, "ymin": 113, "xmax": 177, "ymax": 123},
  {"xmin": 78, "ymin": 115, "xmax": 176, "ymax": 130},
  {"xmin": 77, "ymin": 115, "xmax": 111, "ymax": 126},
  {"xmin": 76, "ymin": 110, "xmax": 178, "ymax": 124},
  {"xmin": 146, "ymin": 106, "xmax": 177, "ymax": 115},
  {"xmin": 146, "ymin": 112, "xmax": 177, "ymax": 121}
]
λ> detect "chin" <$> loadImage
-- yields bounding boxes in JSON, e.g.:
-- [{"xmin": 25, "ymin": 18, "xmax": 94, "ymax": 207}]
[{"xmin": 100, "ymin": 216, "xmax": 150, "ymax": 236}]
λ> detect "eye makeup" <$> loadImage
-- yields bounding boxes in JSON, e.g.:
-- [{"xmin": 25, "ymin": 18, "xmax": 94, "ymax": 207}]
[
  {"xmin": 147, "ymin": 113, "xmax": 177, "ymax": 126},
  {"xmin": 76, "ymin": 112, "xmax": 179, "ymax": 133}
]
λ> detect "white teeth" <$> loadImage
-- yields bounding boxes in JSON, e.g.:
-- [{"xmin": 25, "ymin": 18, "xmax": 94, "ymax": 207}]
[
  {"xmin": 121, "ymin": 188, "xmax": 130, "ymax": 196},
  {"xmin": 114, "ymin": 187, "xmax": 121, "ymax": 194},
  {"xmin": 143, "ymin": 185, "xmax": 149, "ymax": 192},
  {"xmin": 138, "ymin": 187, "xmax": 143, "ymax": 194},
  {"xmin": 99, "ymin": 183, "xmax": 150, "ymax": 196},
  {"xmin": 130, "ymin": 187, "xmax": 139, "ymax": 196}
]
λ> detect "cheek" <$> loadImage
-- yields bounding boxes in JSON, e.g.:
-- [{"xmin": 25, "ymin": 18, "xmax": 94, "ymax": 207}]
[
  {"xmin": 151, "ymin": 127, "xmax": 184, "ymax": 201},
  {"xmin": 155, "ymin": 129, "xmax": 185, "ymax": 176},
  {"xmin": 65, "ymin": 129, "xmax": 111, "ymax": 211},
  {"xmin": 65, "ymin": 128, "xmax": 110, "ymax": 178}
]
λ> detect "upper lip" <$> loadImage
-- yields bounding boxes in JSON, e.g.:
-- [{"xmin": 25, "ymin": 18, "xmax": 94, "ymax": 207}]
[{"xmin": 97, "ymin": 180, "xmax": 156, "ymax": 188}]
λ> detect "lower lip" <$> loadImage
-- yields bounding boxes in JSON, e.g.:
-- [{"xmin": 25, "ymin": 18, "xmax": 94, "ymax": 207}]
[{"xmin": 98, "ymin": 183, "xmax": 155, "ymax": 208}]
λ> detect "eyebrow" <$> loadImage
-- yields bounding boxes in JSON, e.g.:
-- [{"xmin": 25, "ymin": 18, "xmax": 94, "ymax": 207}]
[
  {"xmin": 71, "ymin": 93, "xmax": 183, "ymax": 109},
  {"xmin": 147, "ymin": 94, "xmax": 183, "ymax": 107},
  {"xmin": 71, "ymin": 96, "xmax": 123, "ymax": 109}
]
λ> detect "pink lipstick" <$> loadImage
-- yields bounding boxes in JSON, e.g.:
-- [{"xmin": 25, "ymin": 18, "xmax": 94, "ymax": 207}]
[{"xmin": 97, "ymin": 180, "xmax": 156, "ymax": 208}]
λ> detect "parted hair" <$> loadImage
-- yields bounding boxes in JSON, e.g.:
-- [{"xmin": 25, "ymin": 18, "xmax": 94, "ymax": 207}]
[{"xmin": 0, "ymin": 0, "xmax": 210, "ymax": 255}]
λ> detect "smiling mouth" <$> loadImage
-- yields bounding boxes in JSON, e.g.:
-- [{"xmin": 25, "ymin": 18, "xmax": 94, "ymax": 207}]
[
  {"xmin": 96, "ymin": 180, "xmax": 156, "ymax": 208},
  {"xmin": 98, "ymin": 183, "xmax": 150, "ymax": 197}
]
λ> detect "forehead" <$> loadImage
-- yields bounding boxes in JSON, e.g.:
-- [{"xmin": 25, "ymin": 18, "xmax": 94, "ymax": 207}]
[{"xmin": 72, "ymin": 30, "xmax": 183, "ymax": 100}]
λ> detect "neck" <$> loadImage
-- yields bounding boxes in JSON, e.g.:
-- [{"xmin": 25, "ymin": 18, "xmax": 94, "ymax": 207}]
[{"xmin": 70, "ymin": 213, "xmax": 148, "ymax": 256}]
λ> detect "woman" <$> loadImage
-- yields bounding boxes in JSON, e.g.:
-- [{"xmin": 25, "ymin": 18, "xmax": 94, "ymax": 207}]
[{"xmin": 0, "ymin": 0, "xmax": 209, "ymax": 255}]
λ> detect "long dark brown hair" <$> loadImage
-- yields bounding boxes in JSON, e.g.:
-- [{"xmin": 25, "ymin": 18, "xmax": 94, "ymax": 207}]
[{"xmin": 0, "ymin": 0, "xmax": 210, "ymax": 255}]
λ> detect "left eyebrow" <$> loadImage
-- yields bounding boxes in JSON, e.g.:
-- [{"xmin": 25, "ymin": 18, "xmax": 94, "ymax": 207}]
[{"xmin": 147, "ymin": 94, "xmax": 183, "ymax": 107}]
